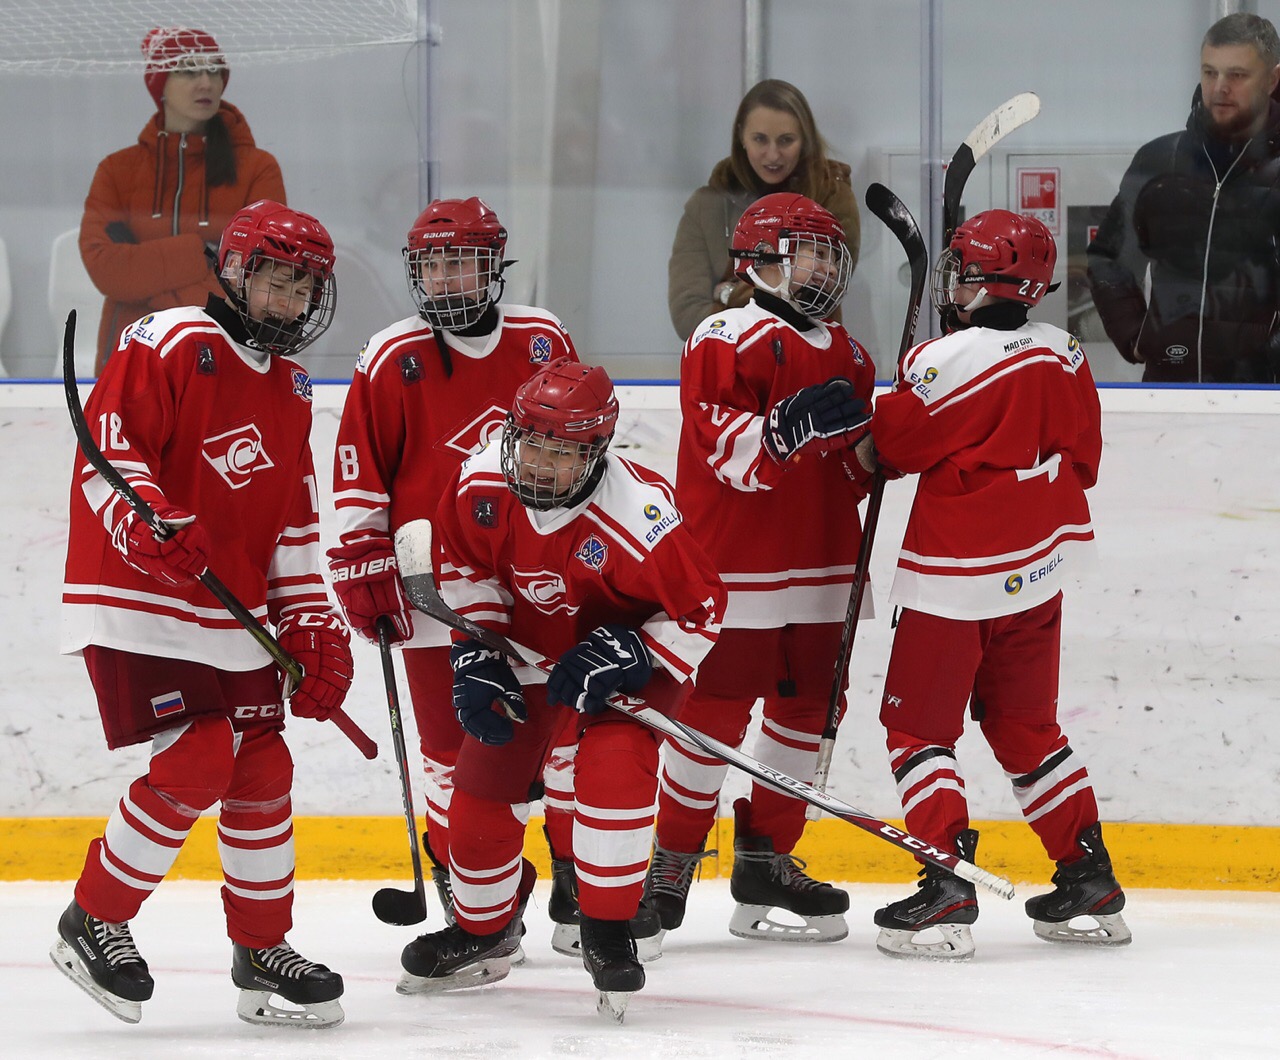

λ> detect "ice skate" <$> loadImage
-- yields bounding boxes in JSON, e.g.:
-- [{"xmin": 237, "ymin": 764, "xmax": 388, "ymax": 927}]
[
  {"xmin": 1026, "ymin": 823, "xmax": 1131, "ymax": 946},
  {"xmin": 548, "ymin": 856, "xmax": 581, "ymax": 957},
  {"xmin": 633, "ymin": 841, "xmax": 716, "ymax": 957},
  {"xmin": 874, "ymin": 828, "xmax": 979, "ymax": 960},
  {"xmin": 398, "ymin": 859, "xmax": 533, "ymax": 994},
  {"xmin": 50, "ymin": 899, "xmax": 153, "ymax": 1024},
  {"xmin": 423, "ymin": 836, "xmax": 456, "ymax": 927},
  {"xmin": 232, "ymin": 941, "xmax": 345, "ymax": 1028},
  {"xmin": 580, "ymin": 914, "xmax": 644, "ymax": 1024},
  {"xmin": 728, "ymin": 799, "xmax": 849, "ymax": 943}
]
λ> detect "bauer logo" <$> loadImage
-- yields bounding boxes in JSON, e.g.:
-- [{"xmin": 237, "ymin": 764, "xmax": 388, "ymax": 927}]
[
  {"xmin": 1004, "ymin": 574, "xmax": 1024, "ymax": 595},
  {"xmin": 529, "ymin": 335, "xmax": 553, "ymax": 364},
  {"xmin": 202, "ymin": 423, "xmax": 276, "ymax": 490},
  {"xmin": 511, "ymin": 567, "xmax": 580, "ymax": 616}
]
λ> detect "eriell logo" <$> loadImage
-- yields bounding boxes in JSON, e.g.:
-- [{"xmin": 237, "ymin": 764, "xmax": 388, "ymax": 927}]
[{"xmin": 202, "ymin": 423, "xmax": 275, "ymax": 489}]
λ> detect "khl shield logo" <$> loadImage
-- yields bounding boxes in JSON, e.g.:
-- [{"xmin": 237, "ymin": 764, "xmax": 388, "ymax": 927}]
[{"xmin": 202, "ymin": 423, "xmax": 275, "ymax": 489}]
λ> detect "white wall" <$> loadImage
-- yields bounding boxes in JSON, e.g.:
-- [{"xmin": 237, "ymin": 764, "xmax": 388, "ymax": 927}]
[{"xmin": 4, "ymin": 383, "xmax": 1278, "ymax": 827}]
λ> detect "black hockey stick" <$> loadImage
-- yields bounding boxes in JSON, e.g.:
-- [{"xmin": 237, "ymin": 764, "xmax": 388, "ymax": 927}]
[
  {"xmin": 807, "ymin": 182, "xmax": 928, "ymax": 817},
  {"xmin": 61, "ymin": 311, "xmax": 378, "ymax": 760},
  {"xmin": 393, "ymin": 519, "xmax": 1014, "ymax": 898},
  {"xmin": 371, "ymin": 617, "xmax": 428, "ymax": 925}
]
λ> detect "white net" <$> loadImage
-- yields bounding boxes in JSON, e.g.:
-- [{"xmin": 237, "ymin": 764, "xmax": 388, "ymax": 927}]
[{"xmin": 0, "ymin": 0, "xmax": 419, "ymax": 74}]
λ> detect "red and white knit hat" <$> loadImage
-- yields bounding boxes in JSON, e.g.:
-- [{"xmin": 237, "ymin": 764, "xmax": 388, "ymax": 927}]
[{"xmin": 141, "ymin": 26, "xmax": 228, "ymax": 108}]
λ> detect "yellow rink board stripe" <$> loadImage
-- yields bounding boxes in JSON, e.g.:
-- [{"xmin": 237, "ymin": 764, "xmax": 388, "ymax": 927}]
[{"xmin": 2, "ymin": 816, "xmax": 1278, "ymax": 890}]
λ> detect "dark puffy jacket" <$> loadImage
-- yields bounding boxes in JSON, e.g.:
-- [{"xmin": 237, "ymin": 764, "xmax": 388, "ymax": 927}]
[{"xmin": 1087, "ymin": 95, "xmax": 1280, "ymax": 383}]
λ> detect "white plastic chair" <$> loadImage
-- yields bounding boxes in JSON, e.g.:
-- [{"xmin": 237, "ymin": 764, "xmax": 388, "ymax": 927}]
[{"xmin": 48, "ymin": 228, "xmax": 102, "ymax": 377}]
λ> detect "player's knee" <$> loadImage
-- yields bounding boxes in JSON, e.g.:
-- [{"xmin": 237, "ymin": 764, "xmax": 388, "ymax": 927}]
[
  {"xmin": 580, "ymin": 716, "xmax": 659, "ymax": 774},
  {"xmin": 983, "ymin": 720, "xmax": 1063, "ymax": 775},
  {"xmin": 148, "ymin": 715, "xmax": 237, "ymax": 811}
]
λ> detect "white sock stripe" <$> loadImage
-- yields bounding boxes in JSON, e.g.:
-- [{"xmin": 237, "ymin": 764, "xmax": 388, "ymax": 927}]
[
  {"xmin": 218, "ymin": 836, "xmax": 295, "ymax": 883},
  {"xmin": 895, "ymin": 758, "xmax": 963, "ymax": 797},
  {"xmin": 217, "ymin": 817, "xmax": 293, "ymax": 842},
  {"xmin": 1022, "ymin": 776, "xmax": 1094, "ymax": 823},
  {"xmin": 751, "ymin": 732, "xmax": 820, "ymax": 784},
  {"xmin": 760, "ymin": 717, "xmax": 822, "ymax": 746},
  {"xmin": 574, "ymin": 802, "xmax": 656, "ymax": 823},
  {"xmin": 1008, "ymin": 756, "xmax": 1084, "ymax": 808},
  {"xmin": 658, "ymin": 775, "xmax": 720, "ymax": 811},
  {"xmin": 119, "ymin": 793, "xmax": 194, "ymax": 843},
  {"xmin": 542, "ymin": 794, "xmax": 575, "ymax": 812},
  {"xmin": 96, "ymin": 844, "xmax": 163, "ymax": 892},
  {"xmin": 451, "ymin": 850, "xmax": 524, "ymax": 884},
  {"xmin": 221, "ymin": 879, "xmax": 295, "ymax": 901},
  {"xmin": 574, "ymin": 821, "xmax": 654, "ymax": 868},
  {"xmin": 575, "ymin": 865, "xmax": 649, "ymax": 889},
  {"xmin": 659, "ymin": 752, "xmax": 731, "ymax": 799},
  {"xmin": 901, "ymin": 777, "xmax": 966, "ymax": 817}
]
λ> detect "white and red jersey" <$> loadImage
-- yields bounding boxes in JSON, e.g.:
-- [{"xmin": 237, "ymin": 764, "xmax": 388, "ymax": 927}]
[
  {"xmin": 62, "ymin": 306, "xmax": 334, "ymax": 669},
  {"xmin": 870, "ymin": 321, "xmax": 1102, "ymax": 620},
  {"xmin": 435, "ymin": 429, "xmax": 724, "ymax": 686},
  {"xmin": 675, "ymin": 302, "xmax": 877, "ymax": 629},
  {"xmin": 332, "ymin": 305, "xmax": 577, "ymax": 648}
]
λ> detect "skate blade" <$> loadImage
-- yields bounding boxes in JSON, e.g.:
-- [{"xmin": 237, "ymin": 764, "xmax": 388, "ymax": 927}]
[
  {"xmin": 550, "ymin": 923, "xmax": 581, "ymax": 957},
  {"xmin": 635, "ymin": 929, "xmax": 664, "ymax": 963},
  {"xmin": 236, "ymin": 989, "xmax": 344, "ymax": 1029},
  {"xmin": 396, "ymin": 956, "xmax": 512, "ymax": 995},
  {"xmin": 728, "ymin": 904, "xmax": 849, "ymax": 943},
  {"xmin": 875, "ymin": 924, "xmax": 975, "ymax": 961},
  {"xmin": 49, "ymin": 939, "xmax": 143, "ymax": 1024},
  {"xmin": 596, "ymin": 989, "xmax": 633, "ymax": 1024},
  {"xmin": 1033, "ymin": 912, "xmax": 1132, "ymax": 946}
]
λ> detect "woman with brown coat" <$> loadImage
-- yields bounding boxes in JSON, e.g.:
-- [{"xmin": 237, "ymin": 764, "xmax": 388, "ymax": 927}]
[
  {"xmin": 79, "ymin": 27, "xmax": 287, "ymax": 372},
  {"xmin": 667, "ymin": 79, "xmax": 860, "ymax": 342}
]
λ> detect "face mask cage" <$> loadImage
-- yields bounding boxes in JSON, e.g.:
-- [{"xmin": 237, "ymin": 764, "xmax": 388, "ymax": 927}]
[
  {"xmin": 405, "ymin": 244, "xmax": 502, "ymax": 330},
  {"xmin": 499, "ymin": 418, "xmax": 609, "ymax": 511},
  {"xmin": 782, "ymin": 233, "xmax": 852, "ymax": 319},
  {"xmin": 224, "ymin": 256, "xmax": 336, "ymax": 355},
  {"xmin": 930, "ymin": 248, "xmax": 964, "ymax": 312}
]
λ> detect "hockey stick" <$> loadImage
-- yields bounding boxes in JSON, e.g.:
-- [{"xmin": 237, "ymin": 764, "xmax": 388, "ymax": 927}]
[
  {"xmin": 393, "ymin": 518, "xmax": 1014, "ymax": 899},
  {"xmin": 371, "ymin": 616, "xmax": 428, "ymax": 925},
  {"xmin": 942, "ymin": 92, "xmax": 1041, "ymax": 246},
  {"xmin": 61, "ymin": 311, "xmax": 378, "ymax": 761},
  {"xmin": 806, "ymin": 183, "xmax": 928, "ymax": 820}
]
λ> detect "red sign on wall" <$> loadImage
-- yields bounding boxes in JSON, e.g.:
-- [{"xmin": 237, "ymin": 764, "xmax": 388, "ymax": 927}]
[{"xmin": 1016, "ymin": 167, "xmax": 1061, "ymax": 234}]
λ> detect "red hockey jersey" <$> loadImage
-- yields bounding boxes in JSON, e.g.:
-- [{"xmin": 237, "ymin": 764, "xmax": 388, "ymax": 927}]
[
  {"xmin": 869, "ymin": 322, "xmax": 1102, "ymax": 620},
  {"xmin": 332, "ymin": 306, "xmax": 577, "ymax": 648},
  {"xmin": 675, "ymin": 303, "xmax": 877, "ymax": 629},
  {"xmin": 434, "ymin": 431, "xmax": 724, "ymax": 686},
  {"xmin": 62, "ymin": 306, "xmax": 334, "ymax": 668}
]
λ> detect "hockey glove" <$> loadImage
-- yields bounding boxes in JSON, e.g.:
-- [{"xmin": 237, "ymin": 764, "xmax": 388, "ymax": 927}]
[
  {"xmin": 450, "ymin": 638, "xmax": 528, "ymax": 746},
  {"xmin": 854, "ymin": 434, "xmax": 904, "ymax": 480},
  {"xmin": 326, "ymin": 538, "xmax": 414, "ymax": 643},
  {"xmin": 547, "ymin": 625, "xmax": 652, "ymax": 716},
  {"xmin": 116, "ymin": 504, "xmax": 211, "ymax": 588},
  {"xmin": 763, "ymin": 377, "xmax": 870, "ymax": 464},
  {"xmin": 277, "ymin": 612, "xmax": 354, "ymax": 721}
]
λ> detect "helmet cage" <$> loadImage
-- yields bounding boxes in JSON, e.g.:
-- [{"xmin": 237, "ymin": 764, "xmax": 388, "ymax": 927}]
[
  {"xmin": 500, "ymin": 418, "xmax": 610, "ymax": 511},
  {"xmin": 745, "ymin": 231, "xmax": 851, "ymax": 320},
  {"xmin": 404, "ymin": 243, "xmax": 505, "ymax": 330},
  {"xmin": 221, "ymin": 250, "xmax": 336, "ymax": 356}
]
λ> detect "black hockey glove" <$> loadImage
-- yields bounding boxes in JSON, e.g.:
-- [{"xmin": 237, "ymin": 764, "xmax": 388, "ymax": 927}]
[
  {"xmin": 449, "ymin": 638, "xmax": 527, "ymax": 746},
  {"xmin": 547, "ymin": 626, "xmax": 651, "ymax": 715},
  {"xmin": 764, "ymin": 377, "xmax": 870, "ymax": 464}
]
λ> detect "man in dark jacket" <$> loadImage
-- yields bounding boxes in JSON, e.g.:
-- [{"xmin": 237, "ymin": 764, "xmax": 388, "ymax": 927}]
[{"xmin": 1088, "ymin": 12, "xmax": 1280, "ymax": 383}]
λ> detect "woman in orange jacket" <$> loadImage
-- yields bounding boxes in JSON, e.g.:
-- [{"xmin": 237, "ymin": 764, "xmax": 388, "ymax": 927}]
[{"xmin": 79, "ymin": 27, "xmax": 287, "ymax": 372}]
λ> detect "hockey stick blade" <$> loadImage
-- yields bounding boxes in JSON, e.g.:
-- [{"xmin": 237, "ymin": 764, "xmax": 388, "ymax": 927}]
[
  {"xmin": 393, "ymin": 519, "xmax": 1014, "ymax": 899},
  {"xmin": 372, "ymin": 885, "xmax": 427, "ymax": 926},
  {"xmin": 61, "ymin": 311, "xmax": 378, "ymax": 761},
  {"xmin": 942, "ymin": 92, "xmax": 1040, "ymax": 242}
]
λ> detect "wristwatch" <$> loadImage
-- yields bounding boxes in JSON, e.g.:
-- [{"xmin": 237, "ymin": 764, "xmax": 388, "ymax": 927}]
[{"xmin": 716, "ymin": 282, "xmax": 734, "ymax": 306}]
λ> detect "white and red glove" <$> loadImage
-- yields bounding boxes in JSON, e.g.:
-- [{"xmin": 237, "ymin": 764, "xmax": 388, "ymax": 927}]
[
  {"xmin": 114, "ymin": 504, "xmax": 211, "ymax": 587},
  {"xmin": 276, "ymin": 612, "xmax": 354, "ymax": 720},
  {"xmin": 326, "ymin": 539, "xmax": 414, "ymax": 643}
]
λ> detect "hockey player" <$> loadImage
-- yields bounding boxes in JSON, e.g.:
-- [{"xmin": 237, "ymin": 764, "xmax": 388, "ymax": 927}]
[
  {"xmin": 640, "ymin": 192, "xmax": 876, "ymax": 949},
  {"xmin": 397, "ymin": 359, "xmax": 724, "ymax": 1021},
  {"xmin": 53, "ymin": 200, "xmax": 354, "ymax": 1026},
  {"xmin": 325, "ymin": 197, "xmax": 585, "ymax": 950},
  {"xmin": 858, "ymin": 209, "xmax": 1130, "ymax": 960}
]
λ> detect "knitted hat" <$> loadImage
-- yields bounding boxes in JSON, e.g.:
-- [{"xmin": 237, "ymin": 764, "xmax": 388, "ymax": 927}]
[{"xmin": 142, "ymin": 27, "xmax": 228, "ymax": 108}]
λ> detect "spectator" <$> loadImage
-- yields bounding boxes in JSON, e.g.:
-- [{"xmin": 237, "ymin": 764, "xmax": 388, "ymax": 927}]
[
  {"xmin": 667, "ymin": 78, "xmax": 860, "ymax": 342},
  {"xmin": 79, "ymin": 26, "xmax": 287, "ymax": 373},
  {"xmin": 1088, "ymin": 12, "xmax": 1280, "ymax": 383}
]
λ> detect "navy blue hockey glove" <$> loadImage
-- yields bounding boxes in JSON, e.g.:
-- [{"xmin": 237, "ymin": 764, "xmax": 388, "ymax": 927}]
[
  {"xmin": 449, "ymin": 638, "xmax": 528, "ymax": 746},
  {"xmin": 547, "ymin": 625, "xmax": 652, "ymax": 715},
  {"xmin": 764, "ymin": 377, "xmax": 870, "ymax": 464}
]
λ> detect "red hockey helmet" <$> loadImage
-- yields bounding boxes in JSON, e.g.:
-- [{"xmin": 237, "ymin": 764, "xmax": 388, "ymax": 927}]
[
  {"xmin": 404, "ymin": 197, "xmax": 508, "ymax": 330},
  {"xmin": 500, "ymin": 358, "xmax": 619, "ymax": 510},
  {"xmin": 932, "ymin": 208, "xmax": 1058, "ymax": 312},
  {"xmin": 731, "ymin": 192, "xmax": 852, "ymax": 320},
  {"xmin": 217, "ymin": 200, "xmax": 336, "ymax": 355}
]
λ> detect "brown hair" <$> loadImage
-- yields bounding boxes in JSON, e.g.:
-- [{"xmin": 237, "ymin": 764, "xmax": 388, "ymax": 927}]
[{"xmin": 728, "ymin": 79, "xmax": 834, "ymax": 200}]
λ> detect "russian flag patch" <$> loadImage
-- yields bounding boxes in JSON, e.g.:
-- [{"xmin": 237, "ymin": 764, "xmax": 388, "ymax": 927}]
[{"xmin": 151, "ymin": 691, "xmax": 186, "ymax": 719}]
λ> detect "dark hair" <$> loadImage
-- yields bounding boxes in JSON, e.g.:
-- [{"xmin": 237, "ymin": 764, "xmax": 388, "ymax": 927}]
[
  {"xmin": 728, "ymin": 79, "xmax": 834, "ymax": 200},
  {"xmin": 204, "ymin": 112, "xmax": 237, "ymax": 187},
  {"xmin": 1204, "ymin": 12, "xmax": 1280, "ymax": 68}
]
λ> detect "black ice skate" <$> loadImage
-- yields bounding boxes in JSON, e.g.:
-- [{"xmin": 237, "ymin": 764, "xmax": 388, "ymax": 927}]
[
  {"xmin": 50, "ymin": 899, "xmax": 154, "ymax": 1024},
  {"xmin": 423, "ymin": 832, "xmax": 456, "ymax": 926},
  {"xmin": 1026, "ymin": 823, "xmax": 1131, "ymax": 946},
  {"xmin": 397, "ymin": 859, "xmax": 534, "ymax": 994},
  {"xmin": 728, "ymin": 800, "xmax": 849, "ymax": 943},
  {"xmin": 633, "ymin": 841, "xmax": 716, "ymax": 958},
  {"xmin": 580, "ymin": 914, "xmax": 645, "ymax": 1023},
  {"xmin": 548, "ymin": 856, "xmax": 581, "ymax": 956},
  {"xmin": 232, "ymin": 941, "xmax": 345, "ymax": 1028},
  {"xmin": 874, "ymin": 828, "xmax": 980, "ymax": 960}
]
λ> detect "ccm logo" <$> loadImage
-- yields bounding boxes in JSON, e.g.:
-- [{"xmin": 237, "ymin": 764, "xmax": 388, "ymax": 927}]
[
  {"xmin": 233, "ymin": 703, "xmax": 286, "ymax": 720},
  {"xmin": 331, "ymin": 556, "xmax": 397, "ymax": 581}
]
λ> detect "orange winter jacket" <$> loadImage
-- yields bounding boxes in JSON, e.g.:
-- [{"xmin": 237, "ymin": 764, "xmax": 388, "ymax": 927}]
[{"xmin": 78, "ymin": 101, "xmax": 286, "ymax": 372}]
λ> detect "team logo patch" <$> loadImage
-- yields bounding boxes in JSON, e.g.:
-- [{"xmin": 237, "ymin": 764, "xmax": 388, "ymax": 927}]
[
  {"xmin": 202, "ymin": 423, "xmax": 275, "ymax": 489},
  {"xmin": 1004, "ymin": 574, "xmax": 1024, "ymax": 595},
  {"xmin": 472, "ymin": 496, "xmax": 497, "ymax": 528},
  {"xmin": 291, "ymin": 367, "xmax": 313, "ymax": 402},
  {"xmin": 848, "ymin": 337, "xmax": 866, "ymax": 366},
  {"xmin": 923, "ymin": 367, "xmax": 938, "ymax": 383},
  {"xmin": 643, "ymin": 504, "xmax": 661, "ymax": 521},
  {"xmin": 530, "ymin": 334, "xmax": 553, "ymax": 363},
  {"xmin": 511, "ymin": 567, "xmax": 580, "ymax": 616},
  {"xmin": 575, "ymin": 535, "xmax": 608, "ymax": 572},
  {"xmin": 151, "ymin": 690, "xmax": 185, "ymax": 719},
  {"xmin": 196, "ymin": 343, "xmax": 216, "ymax": 375},
  {"xmin": 398, "ymin": 352, "xmax": 423, "ymax": 383},
  {"xmin": 441, "ymin": 404, "xmax": 508, "ymax": 456}
]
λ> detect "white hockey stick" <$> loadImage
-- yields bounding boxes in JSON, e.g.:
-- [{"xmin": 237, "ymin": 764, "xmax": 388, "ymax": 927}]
[
  {"xmin": 943, "ymin": 92, "xmax": 1041, "ymax": 243},
  {"xmin": 393, "ymin": 518, "xmax": 1014, "ymax": 899}
]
